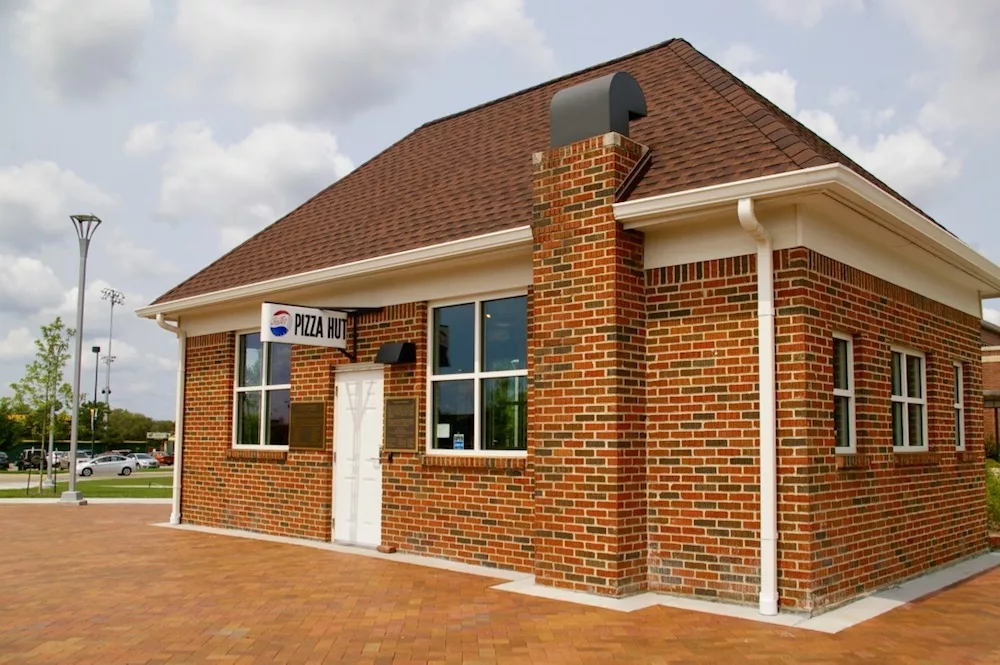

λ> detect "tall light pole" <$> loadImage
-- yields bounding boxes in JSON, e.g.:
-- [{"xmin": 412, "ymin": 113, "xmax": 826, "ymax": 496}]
[
  {"xmin": 91, "ymin": 345, "xmax": 100, "ymax": 456},
  {"xmin": 62, "ymin": 213, "xmax": 101, "ymax": 505},
  {"xmin": 100, "ymin": 287, "xmax": 124, "ymax": 411}
]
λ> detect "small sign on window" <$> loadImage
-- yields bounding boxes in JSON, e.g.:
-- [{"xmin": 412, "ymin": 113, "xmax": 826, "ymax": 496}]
[{"xmin": 453, "ymin": 433, "xmax": 465, "ymax": 450}]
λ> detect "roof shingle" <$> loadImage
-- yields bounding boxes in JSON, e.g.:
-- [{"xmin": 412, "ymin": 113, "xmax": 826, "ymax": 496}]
[{"xmin": 152, "ymin": 38, "xmax": 932, "ymax": 305}]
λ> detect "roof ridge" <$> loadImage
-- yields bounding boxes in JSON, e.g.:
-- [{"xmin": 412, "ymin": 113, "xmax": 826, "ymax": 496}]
[
  {"xmin": 419, "ymin": 38, "xmax": 678, "ymax": 130},
  {"xmin": 668, "ymin": 40, "xmax": 943, "ymax": 231}
]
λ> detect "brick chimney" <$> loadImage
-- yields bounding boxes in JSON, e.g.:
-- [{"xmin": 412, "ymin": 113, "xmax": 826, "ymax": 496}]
[{"xmin": 530, "ymin": 72, "xmax": 649, "ymax": 596}]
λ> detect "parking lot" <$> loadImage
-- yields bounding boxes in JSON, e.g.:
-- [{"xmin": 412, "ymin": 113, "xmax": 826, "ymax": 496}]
[{"xmin": 1, "ymin": 504, "xmax": 999, "ymax": 664}]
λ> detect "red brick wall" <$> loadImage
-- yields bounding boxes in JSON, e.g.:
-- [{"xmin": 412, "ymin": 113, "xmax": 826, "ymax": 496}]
[
  {"xmin": 646, "ymin": 249, "xmax": 986, "ymax": 611},
  {"xmin": 180, "ymin": 331, "xmax": 334, "ymax": 539},
  {"xmin": 180, "ymin": 304, "xmax": 535, "ymax": 571},
  {"xmin": 984, "ymin": 346, "xmax": 999, "ymax": 444},
  {"xmin": 531, "ymin": 132, "xmax": 648, "ymax": 596},
  {"xmin": 802, "ymin": 250, "xmax": 986, "ymax": 610}
]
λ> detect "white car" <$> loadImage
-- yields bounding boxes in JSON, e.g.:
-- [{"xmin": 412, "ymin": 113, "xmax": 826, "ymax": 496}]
[
  {"xmin": 127, "ymin": 452, "xmax": 160, "ymax": 469},
  {"xmin": 77, "ymin": 454, "xmax": 137, "ymax": 477}
]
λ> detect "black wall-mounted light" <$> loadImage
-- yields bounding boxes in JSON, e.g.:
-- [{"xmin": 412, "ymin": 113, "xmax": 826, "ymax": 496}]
[{"xmin": 375, "ymin": 342, "xmax": 417, "ymax": 365}]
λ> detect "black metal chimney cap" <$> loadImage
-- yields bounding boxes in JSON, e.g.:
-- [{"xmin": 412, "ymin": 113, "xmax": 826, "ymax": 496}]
[{"xmin": 549, "ymin": 71, "xmax": 647, "ymax": 149}]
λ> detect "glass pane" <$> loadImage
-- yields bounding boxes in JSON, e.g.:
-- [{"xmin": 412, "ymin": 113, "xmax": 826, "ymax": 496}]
[
  {"xmin": 956, "ymin": 410, "xmax": 963, "ymax": 447},
  {"xmin": 433, "ymin": 380, "xmax": 474, "ymax": 450},
  {"xmin": 266, "ymin": 389, "xmax": 290, "ymax": 446},
  {"xmin": 434, "ymin": 304, "xmax": 474, "ymax": 375},
  {"xmin": 483, "ymin": 377, "xmax": 527, "ymax": 451},
  {"xmin": 239, "ymin": 334, "xmax": 263, "ymax": 387},
  {"xmin": 237, "ymin": 391, "xmax": 261, "ymax": 445},
  {"xmin": 908, "ymin": 404, "xmax": 924, "ymax": 448},
  {"xmin": 833, "ymin": 338, "xmax": 848, "ymax": 391},
  {"xmin": 954, "ymin": 366, "xmax": 961, "ymax": 404},
  {"xmin": 891, "ymin": 352, "xmax": 902, "ymax": 397},
  {"xmin": 906, "ymin": 355, "xmax": 922, "ymax": 398},
  {"xmin": 892, "ymin": 401, "xmax": 904, "ymax": 447},
  {"xmin": 268, "ymin": 343, "xmax": 292, "ymax": 386},
  {"xmin": 834, "ymin": 395, "xmax": 850, "ymax": 448},
  {"xmin": 483, "ymin": 296, "xmax": 527, "ymax": 373}
]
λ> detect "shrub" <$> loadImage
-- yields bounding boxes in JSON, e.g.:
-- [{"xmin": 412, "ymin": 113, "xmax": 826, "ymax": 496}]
[
  {"xmin": 987, "ymin": 435, "xmax": 999, "ymax": 461},
  {"xmin": 987, "ymin": 462, "xmax": 1000, "ymax": 530}
]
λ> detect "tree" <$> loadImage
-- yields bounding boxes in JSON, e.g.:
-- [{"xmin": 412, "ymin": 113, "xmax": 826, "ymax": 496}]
[
  {"xmin": 0, "ymin": 397, "xmax": 26, "ymax": 452},
  {"xmin": 9, "ymin": 317, "xmax": 75, "ymax": 450}
]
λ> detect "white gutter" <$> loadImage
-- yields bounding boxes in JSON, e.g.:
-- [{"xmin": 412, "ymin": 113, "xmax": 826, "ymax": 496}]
[
  {"xmin": 156, "ymin": 313, "xmax": 186, "ymax": 526},
  {"xmin": 136, "ymin": 226, "xmax": 533, "ymax": 319},
  {"xmin": 737, "ymin": 198, "xmax": 779, "ymax": 617},
  {"xmin": 614, "ymin": 164, "xmax": 1000, "ymax": 298}
]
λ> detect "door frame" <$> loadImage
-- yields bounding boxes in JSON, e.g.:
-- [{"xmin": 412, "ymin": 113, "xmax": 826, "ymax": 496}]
[{"xmin": 331, "ymin": 363, "xmax": 385, "ymax": 545}]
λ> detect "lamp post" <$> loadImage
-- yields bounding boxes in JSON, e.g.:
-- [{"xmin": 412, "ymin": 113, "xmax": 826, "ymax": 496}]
[
  {"xmin": 61, "ymin": 213, "xmax": 101, "ymax": 505},
  {"xmin": 100, "ymin": 287, "xmax": 125, "ymax": 411},
  {"xmin": 91, "ymin": 345, "xmax": 100, "ymax": 456}
]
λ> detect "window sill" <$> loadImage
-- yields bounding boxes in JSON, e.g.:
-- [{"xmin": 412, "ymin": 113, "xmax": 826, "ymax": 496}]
[
  {"xmin": 421, "ymin": 454, "xmax": 527, "ymax": 470},
  {"xmin": 893, "ymin": 451, "xmax": 937, "ymax": 468},
  {"xmin": 226, "ymin": 448, "xmax": 288, "ymax": 463},
  {"xmin": 835, "ymin": 453, "xmax": 868, "ymax": 471}
]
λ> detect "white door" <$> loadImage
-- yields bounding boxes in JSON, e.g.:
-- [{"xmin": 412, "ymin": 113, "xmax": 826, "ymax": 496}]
[{"xmin": 333, "ymin": 367, "xmax": 384, "ymax": 547}]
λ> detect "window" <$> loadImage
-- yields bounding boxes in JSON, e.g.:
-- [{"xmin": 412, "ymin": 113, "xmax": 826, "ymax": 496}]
[
  {"xmin": 954, "ymin": 362, "xmax": 965, "ymax": 450},
  {"xmin": 832, "ymin": 333, "xmax": 855, "ymax": 452},
  {"xmin": 891, "ymin": 348, "xmax": 927, "ymax": 451},
  {"xmin": 429, "ymin": 294, "xmax": 527, "ymax": 454},
  {"xmin": 234, "ymin": 332, "xmax": 291, "ymax": 447}
]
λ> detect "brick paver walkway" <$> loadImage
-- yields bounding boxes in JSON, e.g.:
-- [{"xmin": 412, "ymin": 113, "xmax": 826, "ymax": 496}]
[{"xmin": 1, "ymin": 505, "xmax": 999, "ymax": 664}]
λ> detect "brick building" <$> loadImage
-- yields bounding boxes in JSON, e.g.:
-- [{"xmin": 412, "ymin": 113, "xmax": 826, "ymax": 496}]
[
  {"xmin": 138, "ymin": 39, "xmax": 1000, "ymax": 616},
  {"xmin": 984, "ymin": 320, "xmax": 1000, "ymax": 445}
]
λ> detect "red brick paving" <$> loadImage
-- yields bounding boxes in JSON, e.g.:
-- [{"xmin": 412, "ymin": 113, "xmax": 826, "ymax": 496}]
[{"xmin": 1, "ymin": 505, "xmax": 999, "ymax": 664}]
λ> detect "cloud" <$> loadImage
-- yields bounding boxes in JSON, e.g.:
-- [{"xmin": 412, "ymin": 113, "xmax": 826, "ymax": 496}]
[
  {"xmin": 742, "ymin": 70, "xmax": 799, "ymax": 115},
  {"xmin": 827, "ymin": 86, "xmax": 857, "ymax": 107},
  {"xmin": 719, "ymin": 43, "xmax": 762, "ymax": 71},
  {"xmin": 171, "ymin": 0, "xmax": 554, "ymax": 120},
  {"xmin": 0, "ymin": 328, "xmax": 35, "ymax": 361},
  {"xmin": 880, "ymin": 0, "xmax": 1000, "ymax": 135},
  {"xmin": 985, "ymin": 307, "xmax": 1000, "ymax": 326},
  {"xmin": 0, "ymin": 161, "xmax": 115, "ymax": 253},
  {"xmin": 123, "ymin": 122, "xmax": 165, "ymax": 156},
  {"xmin": 130, "ymin": 121, "xmax": 355, "ymax": 248},
  {"xmin": 759, "ymin": 0, "xmax": 864, "ymax": 27},
  {"xmin": 10, "ymin": 0, "xmax": 152, "ymax": 101},
  {"xmin": 0, "ymin": 254, "xmax": 65, "ymax": 313},
  {"xmin": 725, "ymin": 49, "xmax": 961, "ymax": 197}
]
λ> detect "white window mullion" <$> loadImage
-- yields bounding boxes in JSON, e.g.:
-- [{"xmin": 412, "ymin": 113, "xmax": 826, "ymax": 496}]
[{"xmin": 473, "ymin": 300, "xmax": 482, "ymax": 452}]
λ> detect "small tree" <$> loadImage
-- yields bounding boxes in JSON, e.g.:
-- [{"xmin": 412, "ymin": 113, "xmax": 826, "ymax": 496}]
[
  {"xmin": 0, "ymin": 396, "xmax": 26, "ymax": 453},
  {"xmin": 9, "ymin": 317, "xmax": 75, "ymax": 463}
]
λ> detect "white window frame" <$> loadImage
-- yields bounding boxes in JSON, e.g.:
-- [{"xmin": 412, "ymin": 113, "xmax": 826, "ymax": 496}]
[
  {"xmin": 953, "ymin": 362, "xmax": 965, "ymax": 451},
  {"xmin": 832, "ymin": 332, "xmax": 856, "ymax": 454},
  {"xmin": 232, "ymin": 330, "xmax": 292, "ymax": 450},
  {"xmin": 426, "ymin": 290, "xmax": 528, "ymax": 457},
  {"xmin": 890, "ymin": 346, "xmax": 928, "ymax": 453}
]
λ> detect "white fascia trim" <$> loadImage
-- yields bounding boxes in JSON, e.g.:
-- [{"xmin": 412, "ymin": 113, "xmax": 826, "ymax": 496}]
[
  {"xmin": 136, "ymin": 226, "xmax": 533, "ymax": 319},
  {"xmin": 614, "ymin": 164, "xmax": 1000, "ymax": 298}
]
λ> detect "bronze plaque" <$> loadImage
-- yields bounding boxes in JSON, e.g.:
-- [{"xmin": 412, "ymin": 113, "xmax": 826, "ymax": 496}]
[
  {"xmin": 384, "ymin": 397, "xmax": 418, "ymax": 451},
  {"xmin": 289, "ymin": 401, "xmax": 326, "ymax": 449}
]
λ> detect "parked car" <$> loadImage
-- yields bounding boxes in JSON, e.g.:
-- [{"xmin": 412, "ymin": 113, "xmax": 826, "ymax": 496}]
[
  {"xmin": 126, "ymin": 452, "xmax": 160, "ymax": 469},
  {"xmin": 0, "ymin": 451, "xmax": 8, "ymax": 470},
  {"xmin": 15, "ymin": 448, "xmax": 47, "ymax": 471},
  {"xmin": 76, "ymin": 454, "xmax": 137, "ymax": 477},
  {"xmin": 153, "ymin": 451, "xmax": 174, "ymax": 466}
]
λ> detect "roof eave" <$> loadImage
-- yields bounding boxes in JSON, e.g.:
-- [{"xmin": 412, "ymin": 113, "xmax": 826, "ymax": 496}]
[
  {"xmin": 614, "ymin": 163, "xmax": 1000, "ymax": 300},
  {"xmin": 135, "ymin": 225, "xmax": 533, "ymax": 320}
]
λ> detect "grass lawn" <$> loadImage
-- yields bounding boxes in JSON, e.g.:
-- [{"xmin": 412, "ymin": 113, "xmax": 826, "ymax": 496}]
[{"xmin": 0, "ymin": 475, "xmax": 172, "ymax": 500}]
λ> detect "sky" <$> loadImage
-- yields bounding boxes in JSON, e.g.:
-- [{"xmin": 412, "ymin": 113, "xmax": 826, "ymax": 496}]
[{"xmin": 1, "ymin": 0, "xmax": 999, "ymax": 420}]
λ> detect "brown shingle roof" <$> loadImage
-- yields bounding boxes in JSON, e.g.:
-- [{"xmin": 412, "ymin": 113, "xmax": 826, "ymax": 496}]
[{"xmin": 152, "ymin": 38, "xmax": 934, "ymax": 306}]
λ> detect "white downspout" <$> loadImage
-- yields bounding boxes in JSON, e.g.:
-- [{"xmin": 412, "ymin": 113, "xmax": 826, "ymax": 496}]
[
  {"xmin": 156, "ymin": 313, "xmax": 186, "ymax": 526},
  {"xmin": 737, "ymin": 198, "xmax": 778, "ymax": 616}
]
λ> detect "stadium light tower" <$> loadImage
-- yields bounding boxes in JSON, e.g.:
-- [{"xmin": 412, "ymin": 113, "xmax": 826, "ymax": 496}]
[{"xmin": 100, "ymin": 287, "xmax": 125, "ymax": 410}]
